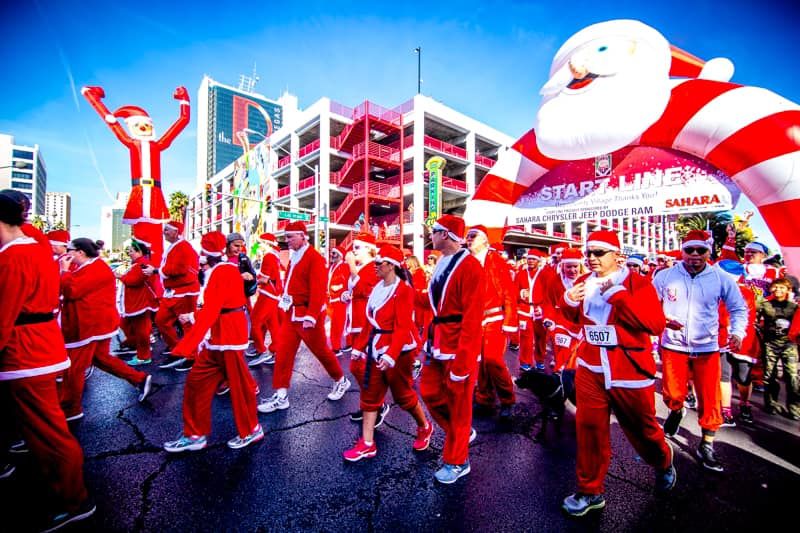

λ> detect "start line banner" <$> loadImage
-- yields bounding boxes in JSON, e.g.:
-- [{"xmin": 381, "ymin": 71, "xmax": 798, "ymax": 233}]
[{"xmin": 511, "ymin": 146, "xmax": 741, "ymax": 225}]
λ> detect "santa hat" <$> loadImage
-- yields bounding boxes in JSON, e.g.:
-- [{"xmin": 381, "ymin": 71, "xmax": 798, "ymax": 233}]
[
  {"xmin": 549, "ymin": 242, "xmax": 569, "ymax": 255},
  {"xmin": 626, "ymin": 254, "xmax": 645, "ymax": 268},
  {"xmin": 526, "ymin": 248, "xmax": 546, "ymax": 259},
  {"xmin": 353, "ymin": 233, "xmax": 377, "ymax": 249},
  {"xmin": 560, "ymin": 248, "xmax": 583, "ymax": 264},
  {"xmin": 330, "ymin": 245, "xmax": 345, "ymax": 258},
  {"xmin": 46, "ymin": 229, "xmax": 71, "ymax": 247},
  {"xmin": 468, "ymin": 225, "xmax": 489, "ymax": 239},
  {"xmin": 744, "ymin": 241, "xmax": 769, "ymax": 254},
  {"xmin": 165, "ymin": 220, "xmax": 184, "ymax": 234},
  {"xmin": 113, "ymin": 105, "xmax": 152, "ymax": 124},
  {"xmin": 682, "ymin": 230, "xmax": 711, "ymax": 250},
  {"xmin": 377, "ymin": 245, "xmax": 404, "ymax": 268},
  {"xmin": 586, "ymin": 230, "xmax": 621, "ymax": 251},
  {"xmin": 433, "ymin": 215, "xmax": 465, "ymax": 243},
  {"xmin": 669, "ymin": 45, "xmax": 734, "ymax": 82},
  {"xmin": 285, "ymin": 221, "xmax": 307, "ymax": 234},
  {"xmin": 259, "ymin": 232, "xmax": 278, "ymax": 247},
  {"xmin": 200, "ymin": 231, "xmax": 226, "ymax": 257}
]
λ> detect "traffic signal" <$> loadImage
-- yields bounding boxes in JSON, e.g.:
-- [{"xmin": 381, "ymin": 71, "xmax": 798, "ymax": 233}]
[
  {"xmin": 266, "ymin": 196, "xmax": 273, "ymax": 213},
  {"xmin": 204, "ymin": 183, "xmax": 212, "ymax": 203},
  {"xmin": 318, "ymin": 230, "xmax": 326, "ymax": 248}
]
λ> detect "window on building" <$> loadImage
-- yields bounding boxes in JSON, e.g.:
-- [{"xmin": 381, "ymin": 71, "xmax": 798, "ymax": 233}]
[
  {"xmin": 11, "ymin": 171, "xmax": 31, "ymax": 179},
  {"xmin": 12, "ymin": 150, "xmax": 33, "ymax": 160},
  {"xmin": 12, "ymin": 181, "xmax": 33, "ymax": 189}
]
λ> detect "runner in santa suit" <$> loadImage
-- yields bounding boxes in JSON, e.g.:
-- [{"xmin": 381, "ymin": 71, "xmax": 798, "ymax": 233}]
[
  {"xmin": 719, "ymin": 224, "xmax": 779, "ymax": 299},
  {"xmin": 342, "ymin": 246, "xmax": 432, "ymax": 461},
  {"xmin": 342, "ymin": 233, "xmax": 380, "ymax": 351},
  {"xmin": 541, "ymin": 247, "xmax": 585, "ymax": 373},
  {"xmin": 515, "ymin": 248, "xmax": 544, "ymax": 372},
  {"xmin": 467, "ymin": 225, "xmax": 518, "ymax": 420},
  {"xmin": 560, "ymin": 231, "xmax": 673, "ymax": 517},
  {"xmin": 59, "ymin": 238, "xmax": 152, "ymax": 421},
  {"xmin": 326, "ymin": 246, "xmax": 350, "ymax": 356},
  {"xmin": 146, "ymin": 220, "xmax": 200, "ymax": 370},
  {"xmin": 0, "ymin": 190, "xmax": 96, "ymax": 530},
  {"xmin": 405, "ymin": 255, "xmax": 431, "ymax": 342},
  {"xmin": 116, "ymin": 238, "xmax": 160, "ymax": 366},
  {"xmin": 248, "ymin": 233, "xmax": 284, "ymax": 366},
  {"xmin": 46, "ymin": 229, "xmax": 71, "ymax": 262},
  {"xmin": 257, "ymin": 221, "xmax": 350, "ymax": 413},
  {"xmin": 163, "ymin": 231, "xmax": 263, "ymax": 452},
  {"xmin": 418, "ymin": 215, "xmax": 485, "ymax": 484}
]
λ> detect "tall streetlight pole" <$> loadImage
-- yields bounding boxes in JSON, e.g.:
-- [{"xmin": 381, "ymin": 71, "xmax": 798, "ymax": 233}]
[{"xmin": 414, "ymin": 47, "xmax": 422, "ymax": 94}]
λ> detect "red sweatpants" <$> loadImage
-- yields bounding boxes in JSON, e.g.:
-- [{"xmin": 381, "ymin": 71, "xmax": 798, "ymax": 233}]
[
  {"xmin": 329, "ymin": 302, "xmax": 348, "ymax": 352},
  {"xmin": 250, "ymin": 296, "xmax": 281, "ymax": 354},
  {"xmin": 475, "ymin": 324, "xmax": 515, "ymax": 407},
  {"xmin": 420, "ymin": 359, "xmax": 475, "ymax": 465},
  {"xmin": 182, "ymin": 349, "xmax": 259, "ymax": 438},
  {"xmin": 121, "ymin": 312, "xmax": 153, "ymax": 361},
  {"xmin": 352, "ymin": 350, "xmax": 420, "ymax": 412},
  {"xmin": 155, "ymin": 296, "xmax": 197, "ymax": 352},
  {"xmin": 518, "ymin": 316, "xmax": 535, "ymax": 366},
  {"xmin": 272, "ymin": 312, "xmax": 345, "ymax": 390},
  {"xmin": 61, "ymin": 339, "xmax": 147, "ymax": 417},
  {"xmin": 1, "ymin": 374, "xmax": 88, "ymax": 512},
  {"xmin": 533, "ymin": 319, "xmax": 547, "ymax": 365},
  {"xmin": 575, "ymin": 367, "xmax": 671, "ymax": 495},
  {"xmin": 661, "ymin": 347, "xmax": 722, "ymax": 433}
]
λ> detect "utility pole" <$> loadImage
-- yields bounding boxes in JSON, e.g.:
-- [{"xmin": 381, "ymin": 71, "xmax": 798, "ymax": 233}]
[{"xmin": 414, "ymin": 47, "xmax": 421, "ymax": 94}]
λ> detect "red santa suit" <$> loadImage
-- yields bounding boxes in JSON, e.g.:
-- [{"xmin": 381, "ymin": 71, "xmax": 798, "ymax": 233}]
[
  {"xmin": 119, "ymin": 255, "xmax": 160, "ymax": 362},
  {"xmin": 560, "ymin": 267, "xmax": 671, "ymax": 496},
  {"xmin": 419, "ymin": 248, "xmax": 485, "ymax": 466},
  {"xmin": 411, "ymin": 268, "xmax": 431, "ymax": 341},
  {"xmin": 60, "ymin": 257, "xmax": 147, "ymax": 418},
  {"xmin": 516, "ymin": 264, "xmax": 546, "ymax": 367},
  {"xmin": 347, "ymin": 260, "xmax": 379, "ymax": 342},
  {"xmin": 172, "ymin": 257, "xmax": 259, "ymax": 440},
  {"xmin": 0, "ymin": 236, "xmax": 89, "ymax": 514},
  {"xmin": 272, "ymin": 243, "xmax": 345, "ymax": 390},
  {"xmin": 351, "ymin": 279, "xmax": 420, "ymax": 412},
  {"xmin": 251, "ymin": 249, "xmax": 284, "ymax": 355},
  {"xmin": 155, "ymin": 238, "xmax": 200, "ymax": 354},
  {"xmin": 327, "ymin": 259, "xmax": 350, "ymax": 353},
  {"xmin": 541, "ymin": 270, "xmax": 583, "ymax": 372},
  {"xmin": 474, "ymin": 249, "xmax": 518, "ymax": 409}
]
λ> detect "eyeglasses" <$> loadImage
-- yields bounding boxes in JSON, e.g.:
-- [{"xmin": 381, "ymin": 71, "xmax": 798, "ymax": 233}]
[
  {"xmin": 683, "ymin": 247, "xmax": 709, "ymax": 255},
  {"xmin": 584, "ymin": 249, "xmax": 612, "ymax": 258}
]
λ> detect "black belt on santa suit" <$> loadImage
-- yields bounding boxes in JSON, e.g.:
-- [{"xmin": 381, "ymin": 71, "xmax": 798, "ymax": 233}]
[
  {"xmin": 14, "ymin": 312, "xmax": 55, "ymax": 326},
  {"xmin": 220, "ymin": 306, "xmax": 246, "ymax": 315},
  {"xmin": 424, "ymin": 314, "xmax": 463, "ymax": 364},
  {"xmin": 363, "ymin": 328, "xmax": 393, "ymax": 389},
  {"xmin": 131, "ymin": 178, "xmax": 161, "ymax": 187}
]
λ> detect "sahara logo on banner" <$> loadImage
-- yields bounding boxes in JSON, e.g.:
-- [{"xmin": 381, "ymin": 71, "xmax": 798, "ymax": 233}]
[{"xmin": 511, "ymin": 146, "xmax": 740, "ymax": 224}]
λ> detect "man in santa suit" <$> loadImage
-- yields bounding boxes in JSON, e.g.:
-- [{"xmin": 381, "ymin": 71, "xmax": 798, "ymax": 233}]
[
  {"xmin": 257, "ymin": 221, "xmax": 350, "ymax": 413},
  {"xmin": 248, "ymin": 233, "xmax": 284, "ymax": 366},
  {"xmin": 467, "ymin": 225, "xmax": 518, "ymax": 420},
  {"xmin": 516, "ymin": 248, "xmax": 546, "ymax": 371},
  {"xmin": 719, "ymin": 224, "xmax": 779, "ymax": 299},
  {"xmin": 163, "ymin": 231, "xmax": 263, "ymax": 452},
  {"xmin": 418, "ymin": 215, "xmax": 485, "ymax": 484},
  {"xmin": 0, "ymin": 190, "xmax": 96, "ymax": 530},
  {"xmin": 541, "ymin": 248, "xmax": 585, "ymax": 373},
  {"xmin": 143, "ymin": 220, "xmax": 200, "ymax": 371},
  {"xmin": 46, "ymin": 229, "xmax": 71, "ymax": 261},
  {"xmin": 116, "ymin": 238, "xmax": 160, "ymax": 366},
  {"xmin": 327, "ymin": 246, "xmax": 350, "ymax": 356},
  {"xmin": 560, "ymin": 230, "xmax": 674, "ymax": 517}
]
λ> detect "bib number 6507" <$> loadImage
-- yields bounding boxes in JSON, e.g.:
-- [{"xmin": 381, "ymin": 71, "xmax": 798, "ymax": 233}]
[{"xmin": 584, "ymin": 325, "xmax": 617, "ymax": 346}]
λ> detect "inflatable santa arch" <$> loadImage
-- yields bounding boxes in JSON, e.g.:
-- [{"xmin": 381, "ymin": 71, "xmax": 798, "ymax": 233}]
[{"xmin": 465, "ymin": 19, "xmax": 800, "ymax": 271}]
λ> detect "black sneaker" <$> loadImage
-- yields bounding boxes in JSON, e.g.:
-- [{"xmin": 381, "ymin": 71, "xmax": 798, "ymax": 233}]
[
  {"xmin": 508, "ymin": 344, "xmax": 520, "ymax": 352},
  {"xmin": 721, "ymin": 412, "xmax": 736, "ymax": 428},
  {"xmin": 349, "ymin": 410, "xmax": 363, "ymax": 422},
  {"xmin": 158, "ymin": 355, "xmax": 185, "ymax": 369},
  {"xmin": 685, "ymin": 392, "xmax": 697, "ymax": 410},
  {"xmin": 738, "ymin": 405, "xmax": 754, "ymax": 425},
  {"xmin": 375, "ymin": 403, "xmax": 390, "ymax": 428},
  {"xmin": 0, "ymin": 463, "xmax": 14, "ymax": 480},
  {"xmin": 696, "ymin": 442, "xmax": 724, "ymax": 472},
  {"xmin": 41, "ymin": 499, "xmax": 96, "ymax": 532},
  {"xmin": 9, "ymin": 439, "xmax": 28, "ymax": 454},
  {"xmin": 173, "ymin": 359, "xmax": 194, "ymax": 372},
  {"xmin": 663, "ymin": 407, "xmax": 685, "ymax": 437}
]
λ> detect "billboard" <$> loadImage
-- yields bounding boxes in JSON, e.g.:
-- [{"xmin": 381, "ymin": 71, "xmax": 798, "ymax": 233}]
[{"xmin": 511, "ymin": 146, "xmax": 741, "ymax": 225}]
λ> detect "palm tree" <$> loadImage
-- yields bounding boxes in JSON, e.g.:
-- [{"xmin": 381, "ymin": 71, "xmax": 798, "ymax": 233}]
[
  {"xmin": 168, "ymin": 191, "xmax": 189, "ymax": 222},
  {"xmin": 31, "ymin": 215, "xmax": 47, "ymax": 231},
  {"xmin": 676, "ymin": 211, "xmax": 754, "ymax": 258}
]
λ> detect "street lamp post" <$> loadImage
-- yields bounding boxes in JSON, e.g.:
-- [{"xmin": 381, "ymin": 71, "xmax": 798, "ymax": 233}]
[{"xmin": 0, "ymin": 161, "xmax": 29, "ymax": 170}]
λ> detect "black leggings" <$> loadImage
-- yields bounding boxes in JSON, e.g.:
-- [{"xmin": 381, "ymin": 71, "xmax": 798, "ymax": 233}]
[{"xmin": 720, "ymin": 351, "xmax": 753, "ymax": 386}]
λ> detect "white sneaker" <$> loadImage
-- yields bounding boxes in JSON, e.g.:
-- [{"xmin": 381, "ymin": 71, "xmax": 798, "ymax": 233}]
[
  {"xmin": 327, "ymin": 377, "xmax": 351, "ymax": 401},
  {"xmin": 469, "ymin": 427, "xmax": 477, "ymax": 443},
  {"xmin": 227, "ymin": 425, "xmax": 265, "ymax": 449},
  {"xmin": 257, "ymin": 393, "xmax": 290, "ymax": 413},
  {"xmin": 248, "ymin": 352, "xmax": 275, "ymax": 366}
]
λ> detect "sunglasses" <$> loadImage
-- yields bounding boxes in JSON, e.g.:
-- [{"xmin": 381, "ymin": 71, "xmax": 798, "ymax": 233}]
[
  {"xmin": 584, "ymin": 249, "xmax": 612, "ymax": 258},
  {"xmin": 431, "ymin": 228, "xmax": 447, "ymax": 235},
  {"xmin": 683, "ymin": 247, "xmax": 709, "ymax": 255}
]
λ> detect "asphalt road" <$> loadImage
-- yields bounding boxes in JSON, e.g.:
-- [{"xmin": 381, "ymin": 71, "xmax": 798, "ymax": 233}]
[{"xmin": 2, "ymin": 342, "xmax": 799, "ymax": 532}]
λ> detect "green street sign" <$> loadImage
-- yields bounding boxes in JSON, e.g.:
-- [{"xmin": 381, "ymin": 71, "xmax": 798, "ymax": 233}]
[
  {"xmin": 320, "ymin": 216, "xmax": 329, "ymax": 222},
  {"xmin": 277, "ymin": 210, "xmax": 311, "ymax": 221}
]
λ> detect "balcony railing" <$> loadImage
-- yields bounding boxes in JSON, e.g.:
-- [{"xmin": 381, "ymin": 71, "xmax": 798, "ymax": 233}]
[
  {"xmin": 297, "ymin": 139, "xmax": 320, "ymax": 158},
  {"xmin": 475, "ymin": 154, "xmax": 496, "ymax": 168},
  {"xmin": 352, "ymin": 141, "xmax": 401, "ymax": 163},
  {"xmin": 297, "ymin": 175, "xmax": 316, "ymax": 192},
  {"xmin": 424, "ymin": 135, "xmax": 467, "ymax": 160},
  {"xmin": 277, "ymin": 155, "xmax": 291, "ymax": 168},
  {"xmin": 276, "ymin": 184, "xmax": 290, "ymax": 198},
  {"xmin": 400, "ymin": 172, "xmax": 467, "ymax": 192}
]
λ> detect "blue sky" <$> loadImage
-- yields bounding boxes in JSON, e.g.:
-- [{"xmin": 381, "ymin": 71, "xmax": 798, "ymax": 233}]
[{"xmin": 2, "ymin": 0, "xmax": 798, "ymax": 248}]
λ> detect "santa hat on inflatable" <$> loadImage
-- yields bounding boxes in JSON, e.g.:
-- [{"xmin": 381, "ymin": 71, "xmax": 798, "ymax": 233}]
[
  {"xmin": 200, "ymin": 231, "xmax": 226, "ymax": 257},
  {"xmin": 113, "ymin": 105, "xmax": 152, "ymax": 125},
  {"xmin": 586, "ymin": 230, "xmax": 621, "ymax": 251},
  {"xmin": 560, "ymin": 248, "xmax": 583, "ymax": 264},
  {"xmin": 377, "ymin": 245, "xmax": 404, "ymax": 268},
  {"xmin": 259, "ymin": 232, "xmax": 278, "ymax": 247},
  {"xmin": 432, "ymin": 215, "xmax": 466, "ymax": 243},
  {"xmin": 46, "ymin": 229, "xmax": 71, "ymax": 247}
]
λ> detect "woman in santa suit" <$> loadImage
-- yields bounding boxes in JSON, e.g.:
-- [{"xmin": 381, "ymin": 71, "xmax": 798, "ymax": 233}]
[
  {"xmin": 343, "ymin": 246, "xmax": 432, "ymax": 461},
  {"xmin": 248, "ymin": 232, "xmax": 284, "ymax": 366},
  {"xmin": 59, "ymin": 238, "xmax": 152, "ymax": 420},
  {"xmin": 163, "ymin": 231, "xmax": 262, "ymax": 452},
  {"xmin": 0, "ymin": 190, "xmax": 96, "ymax": 530},
  {"xmin": 116, "ymin": 238, "xmax": 161, "ymax": 366}
]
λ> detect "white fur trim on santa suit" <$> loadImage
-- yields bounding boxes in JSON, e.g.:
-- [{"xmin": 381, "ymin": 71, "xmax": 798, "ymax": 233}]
[
  {"xmin": 201, "ymin": 248, "xmax": 223, "ymax": 257},
  {"xmin": 49, "ymin": 240, "xmax": 69, "ymax": 246},
  {"xmin": 376, "ymin": 255, "xmax": 402, "ymax": 268}
]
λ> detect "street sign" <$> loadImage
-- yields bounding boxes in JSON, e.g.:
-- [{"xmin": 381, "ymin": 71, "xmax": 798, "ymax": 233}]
[
  {"xmin": 320, "ymin": 216, "xmax": 329, "ymax": 222},
  {"xmin": 277, "ymin": 210, "xmax": 311, "ymax": 221}
]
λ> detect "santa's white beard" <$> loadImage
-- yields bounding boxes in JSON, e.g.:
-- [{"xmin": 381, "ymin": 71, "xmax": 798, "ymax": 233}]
[{"xmin": 535, "ymin": 70, "xmax": 671, "ymax": 160}]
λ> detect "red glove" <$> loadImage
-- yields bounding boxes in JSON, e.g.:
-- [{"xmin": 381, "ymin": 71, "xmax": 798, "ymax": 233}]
[{"xmin": 173, "ymin": 86, "xmax": 189, "ymax": 101}]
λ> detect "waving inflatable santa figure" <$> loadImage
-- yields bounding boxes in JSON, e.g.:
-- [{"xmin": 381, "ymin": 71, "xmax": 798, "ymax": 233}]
[{"xmin": 82, "ymin": 85, "xmax": 190, "ymax": 261}]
